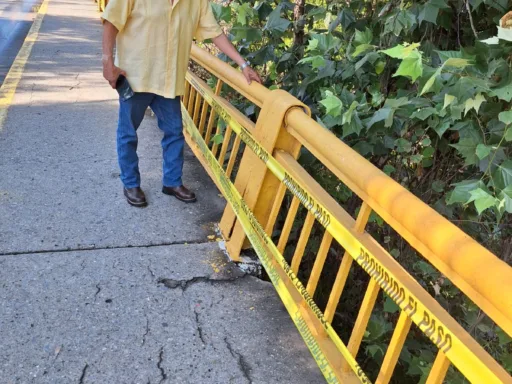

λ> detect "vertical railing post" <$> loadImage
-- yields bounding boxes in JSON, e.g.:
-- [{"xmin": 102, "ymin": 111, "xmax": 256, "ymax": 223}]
[{"xmin": 219, "ymin": 90, "xmax": 310, "ymax": 261}]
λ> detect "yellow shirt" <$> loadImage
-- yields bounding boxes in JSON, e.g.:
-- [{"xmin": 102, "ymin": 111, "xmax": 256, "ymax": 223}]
[{"xmin": 102, "ymin": 0, "xmax": 222, "ymax": 98}]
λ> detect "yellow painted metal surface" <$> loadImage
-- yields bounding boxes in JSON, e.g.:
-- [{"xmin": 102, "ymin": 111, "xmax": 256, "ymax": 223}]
[{"xmin": 183, "ymin": 44, "xmax": 512, "ymax": 383}]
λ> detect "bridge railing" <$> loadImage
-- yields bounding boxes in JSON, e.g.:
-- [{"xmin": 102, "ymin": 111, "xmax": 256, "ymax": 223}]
[{"xmin": 182, "ymin": 43, "xmax": 512, "ymax": 383}]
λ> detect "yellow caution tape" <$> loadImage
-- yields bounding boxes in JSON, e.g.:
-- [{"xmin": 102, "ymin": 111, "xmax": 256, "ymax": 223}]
[
  {"xmin": 182, "ymin": 106, "xmax": 369, "ymax": 384},
  {"xmin": 184, "ymin": 74, "xmax": 510, "ymax": 384}
]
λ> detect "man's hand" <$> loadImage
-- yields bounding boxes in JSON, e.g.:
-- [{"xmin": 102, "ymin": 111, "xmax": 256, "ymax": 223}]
[
  {"xmin": 103, "ymin": 58, "xmax": 126, "ymax": 89},
  {"xmin": 211, "ymin": 34, "xmax": 262, "ymax": 85},
  {"xmin": 242, "ymin": 66, "xmax": 262, "ymax": 85}
]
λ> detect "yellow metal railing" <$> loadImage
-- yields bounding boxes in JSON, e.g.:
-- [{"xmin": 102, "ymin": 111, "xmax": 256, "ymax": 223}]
[{"xmin": 183, "ymin": 44, "xmax": 512, "ymax": 383}]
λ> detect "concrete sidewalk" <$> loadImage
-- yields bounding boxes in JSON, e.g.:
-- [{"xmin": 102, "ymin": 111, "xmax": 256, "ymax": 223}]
[{"xmin": 0, "ymin": 0, "xmax": 324, "ymax": 383}]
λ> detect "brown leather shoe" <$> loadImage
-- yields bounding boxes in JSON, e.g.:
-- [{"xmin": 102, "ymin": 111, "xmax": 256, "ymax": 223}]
[
  {"xmin": 162, "ymin": 185, "xmax": 197, "ymax": 203},
  {"xmin": 123, "ymin": 187, "xmax": 148, "ymax": 207}
]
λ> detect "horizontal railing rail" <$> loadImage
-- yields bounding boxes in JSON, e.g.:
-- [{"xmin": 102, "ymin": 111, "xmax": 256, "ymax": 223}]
[
  {"xmin": 190, "ymin": 43, "xmax": 512, "ymax": 338},
  {"xmin": 183, "ymin": 44, "xmax": 512, "ymax": 383}
]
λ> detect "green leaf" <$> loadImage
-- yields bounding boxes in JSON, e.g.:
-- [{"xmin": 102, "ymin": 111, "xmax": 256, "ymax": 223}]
[
  {"xmin": 410, "ymin": 154, "xmax": 423, "ymax": 163},
  {"xmin": 355, "ymin": 28, "xmax": 373, "ymax": 45},
  {"xmin": 307, "ymin": 7, "xmax": 326, "ymax": 19},
  {"xmin": 443, "ymin": 94, "xmax": 456, "ymax": 109},
  {"xmin": 492, "ymin": 160, "xmax": 512, "ymax": 191},
  {"xmin": 381, "ymin": 45, "xmax": 406, "ymax": 59},
  {"xmin": 436, "ymin": 50, "xmax": 464, "ymax": 61},
  {"xmin": 463, "ymin": 93, "xmax": 485, "ymax": 116},
  {"xmin": 365, "ymin": 316, "xmax": 392, "ymax": 341},
  {"xmin": 265, "ymin": 8, "xmax": 291, "ymax": 33},
  {"xmin": 235, "ymin": 3, "xmax": 254, "ymax": 25},
  {"xmin": 450, "ymin": 138, "xmax": 480, "ymax": 165},
  {"xmin": 443, "ymin": 58, "xmax": 472, "ymax": 68},
  {"xmin": 430, "ymin": 0, "xmax": 450, "ymax": 8},
  {"xmin": 449, "ymin": 104, "xmax": 464, "ymax": 121},
  {"xmin": 383, "ymin": 164, "xmax": 395, "ymax": 175},
  {"xmin": 475, "ymin": 144, "xmax": 492, "ymax": 160},
  {"xmin": 342, "ymin": 113, "xmax": 363, "ymax": 138},
  {"xmin": 365, "ymin": 344, "xmax": 384, "ymax": 358},
  {"xmin": 491, "ymin": 81, "xmax": 512, "ymax": 102},
  {"xmin": 231, "ymin": 27, "xmax": 262, "ymax": 42},
  {"xmin": 420, "ymin": 67, "xmax": 442, "ymax": 95},
  {"xmin": 307, "ymin": 38, "xmax": 319, "ymax": 51},
  {"xmin": 421, "ymin": 137, "xmax": 432, "ymax": 146},
  {"xmin": 384, "ymin": 10, "xmax": 417, "ymax": 36},
  {"xmin": 466, "ymin": 188, "xmax": 497, "ymax": 214},
  {"xmin": 505, "ymin": 127, "xmax": 512, "ymax": 142},
  {"xmin": 473, "ymin": 93, "xmax": 485, "ymax": 114},
  {"xmin": 384, "ymin": 97, "xmax": 409, "ymax": 109},
  {"xmin": 309, "ymin": 33, "xmax": 341, "ymax": 52},
  {"xmin": 353, "ymin": 141, "xmax": 373, "ymax": 155},
  {"xmin": 375, "ymin": 60, "xmax": 385, "ymax": 74},
  {"xmin": 329, "ymin": 9, "xmax": 356, "ymax": 31},
  {"xmin": 447, "ymin": 179, "xmax": 483, "ymax": 204},
  {"xmin": 342, "ymin": 101, "xmax": 359, "ymax": 125},
  {"xmin": 368, "ymin": 108, "xmax": 392, "ymax": 128},
  {"xmin": 212, "ymin": 134, "xmax": 224, "ymax": 145},
  {"xmin": 211, "ymin": 3, "xmax": 231, "ymax": 23},
  {"xmin": 434, "ymin": 120, "xmax": 451, "ymax": 137},
  {"xmin": 381, "ymin": 43, "xmax": 420, "ymax": 59},
  {"xmin": 498, "ymin": 186, "xmax": 512, "ymax": 214},
  {"xmin": 352, "ymin": 44, "xmax": 374, "ymax": 57},
  {"xmin": 298, "ymin": 55, "xmax": 326, "ymax": 69},
  {"xmin": 320, "ymin": 91, "xmax": 343, "ymax": 117},
  {"xmin": 449, "ymin": 77, "xmax": 487, "ymax": 102},
  {"xmin": 411, "ymin": 107, "xmax": 437, "ymax": 121},
  {"xmin": 423, "ymin": 146, "xmax": 435, "ymax": 158},
  {"xmin": 498, "ymin": 111, "xmax": 512, "ymax": 125},
  {"xmin": 395, "ymin": 138, "xmax": 412, "ymax": 153},
  {"xmin": 394, "ymin": 53, "xmax": 423, "ymax": 82},
  {"xmin": 418, "ymin": 3, "xmax": 439, "ymax": 25},
  {"xmin": 383, "ymin": 295, "xmax": 400, "ymax": 313}
]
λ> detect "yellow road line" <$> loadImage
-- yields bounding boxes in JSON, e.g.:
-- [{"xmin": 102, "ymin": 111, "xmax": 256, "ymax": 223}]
[{"xmin": 0, "ymin": 0, "xmax": 50, "ymax": 131}]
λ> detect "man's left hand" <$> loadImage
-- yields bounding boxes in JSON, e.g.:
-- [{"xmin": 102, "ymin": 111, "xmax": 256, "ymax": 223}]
[{"xmin": 242, "ymin": 66, "xmax": 262, "ymax": 85}]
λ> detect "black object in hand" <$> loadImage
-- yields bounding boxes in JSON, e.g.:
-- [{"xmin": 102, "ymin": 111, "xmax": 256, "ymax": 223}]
[{"xmin": 116, "ymin": 75, "xmax": 135, "ymax": 101}]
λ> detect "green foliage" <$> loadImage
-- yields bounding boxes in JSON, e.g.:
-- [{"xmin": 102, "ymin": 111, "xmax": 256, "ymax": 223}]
[
  {"xmin": 212, "ymin": 0, "xmax": 512, "ymax": 229},
  {"xmin": 210, "ymin": 0, "xmax": 512, "ymax": 380}
]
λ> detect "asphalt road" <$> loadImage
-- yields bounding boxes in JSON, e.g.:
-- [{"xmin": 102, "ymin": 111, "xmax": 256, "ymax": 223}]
[{"xmin": 0, "ymin": 0, "xmax": 43, "ymax": 86}]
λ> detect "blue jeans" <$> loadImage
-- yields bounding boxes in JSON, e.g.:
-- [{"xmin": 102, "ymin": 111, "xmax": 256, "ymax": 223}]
[{"xmin": 117, "ymin": 93, "xmax": 184, "ymax": 189}]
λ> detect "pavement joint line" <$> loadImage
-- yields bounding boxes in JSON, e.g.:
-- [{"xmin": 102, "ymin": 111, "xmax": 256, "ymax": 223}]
[
  {"xmin": 0, "ymin": 239, "xmax": 213, "ymax": 257},
  {"xmin": 0, "ymin": 0, "xmax": 50, "ymax": 131}
]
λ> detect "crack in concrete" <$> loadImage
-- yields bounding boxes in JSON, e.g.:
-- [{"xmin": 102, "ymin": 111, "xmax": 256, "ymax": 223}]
[
  {"xmin": 157, "ymin": 274, "xmax": 248, "ymax": 292},
  {"xmin": 224, "ymin": 337, "xmax": 252, "ymax": 384},
  {"xmin": 78, "ymin": 363, "xmax": 88, "ymax": 384},
  {"xmin": 157, "ymin": 347, "xmax": 167, "ymax": 383},
  {"xmin": 0, "ymin": 239, "xmax": 211, "ymax": 257},
  {"xmin": 94, "ymin": 284, "xmax": 101, "ymax": 301},
  {"xmin": 142, "ymin": 316, "xmax": 149, "ymax": 346},
  {"xmin": 193, "ymin": 308, "xmax": 206, "ymax": 345}
]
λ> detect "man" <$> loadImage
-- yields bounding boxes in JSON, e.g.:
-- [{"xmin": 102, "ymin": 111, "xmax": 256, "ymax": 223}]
[{"xmin": 102, "ymin": 0, "xmax": 261, "ymax": 207}]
